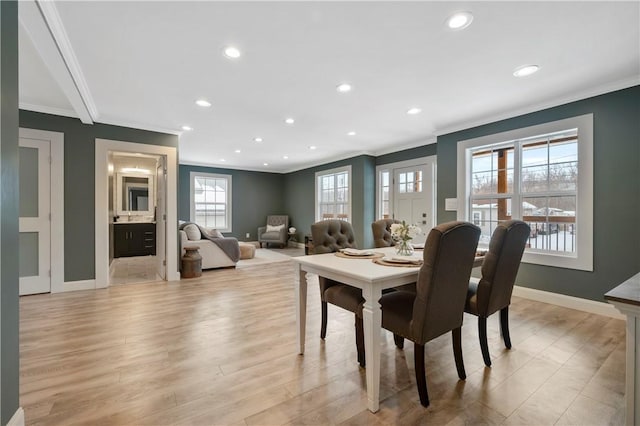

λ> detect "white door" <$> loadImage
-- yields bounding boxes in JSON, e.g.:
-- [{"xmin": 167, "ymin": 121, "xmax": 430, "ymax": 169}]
[
  {"xmin": 156, "ymin": 158, "xmax": 166, "ymax": 280},
  {"xmin": 393, "ymin": 161, "xmax": 436, "ymax": 244},
  {"xmin": 19, "ymin": 137, "xmax": 51, "ymax": 295}
]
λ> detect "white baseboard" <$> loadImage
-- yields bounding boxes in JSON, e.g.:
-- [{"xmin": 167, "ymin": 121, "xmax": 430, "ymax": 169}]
[
  {"xmin": 60, "ymin": 279, "xmax": 96, "ymax": 293},
  {"xmin": 8, "ymin": 407, "xmax": 25, "ymax": 426},
  {"xmin": 513, "ymin": 285, "xmax": 625, "ymax": 320}
]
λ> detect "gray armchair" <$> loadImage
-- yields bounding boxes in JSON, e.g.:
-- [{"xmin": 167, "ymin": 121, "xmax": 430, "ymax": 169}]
[{"xmin": 258, "ymin": 215, "xmax": 289, "ymax": 248}]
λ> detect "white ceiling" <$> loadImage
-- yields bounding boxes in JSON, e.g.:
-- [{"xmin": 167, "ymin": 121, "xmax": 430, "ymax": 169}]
[{"xmin": 18, "ymin": 1, "xmax": 640, "ymax": 173}]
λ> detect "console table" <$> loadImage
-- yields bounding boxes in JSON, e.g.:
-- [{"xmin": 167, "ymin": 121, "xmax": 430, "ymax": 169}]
[{"xmin": 605, "ymin": 272, "xmax": 640, "ymax": 426}]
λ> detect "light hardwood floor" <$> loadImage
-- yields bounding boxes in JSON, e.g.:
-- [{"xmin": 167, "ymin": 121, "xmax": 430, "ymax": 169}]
[{"xmin": 20, "ymin": 259, "xmax": 626, "ymax": 425}]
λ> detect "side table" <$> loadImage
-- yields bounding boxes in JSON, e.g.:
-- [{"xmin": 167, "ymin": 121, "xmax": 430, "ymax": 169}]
[{"xmin": 182, "ymin": 246, "xmax": 202, "ymax": 278}]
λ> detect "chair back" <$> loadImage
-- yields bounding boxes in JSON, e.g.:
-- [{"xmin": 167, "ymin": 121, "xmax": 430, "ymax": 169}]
[
  {"xmin": 411, "ymin": 221, "xmax": 480, "ymax": 343},
  {"xmin": 266, "ymin": 215, "xmax": 289, "ymax": 228},
  {"xmin": 311, "ymin": 220, "xmax": 357, "ymax": 254},
  {"xmin": 475, "ymin": 220, "xmax": 530, "ymax": 317},
  {"xmin": 372, "ymin": 219, "xmax": 400, "ymax": 248}
]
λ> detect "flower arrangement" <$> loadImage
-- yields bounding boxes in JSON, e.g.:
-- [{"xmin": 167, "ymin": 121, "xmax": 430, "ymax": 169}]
[{"xmin": 390, "ymin": 221, "xmax": 422, "ymax": 255}]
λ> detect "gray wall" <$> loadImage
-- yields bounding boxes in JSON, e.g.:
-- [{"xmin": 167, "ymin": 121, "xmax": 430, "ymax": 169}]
[
  {"xmin": 178, "ymin": 165, "xmax": 286, "ymax": 241},
  {"xmin": 19, "ymin": 110, "xmax": 179, "ymax": 282},
  {"xmin": 284, "ymin": 155, "xmax": 376, "ymax": 249},
  {"xmin": 1, "ymin": 1, "xmax": 20, "ymax": 422},
  {"xmin": 376, "ymin": 144, "xmax": 437, "ymax": 166},
  {"xmin": 436, "ymin": 86, "xmax": 640, "ymax": 301}
]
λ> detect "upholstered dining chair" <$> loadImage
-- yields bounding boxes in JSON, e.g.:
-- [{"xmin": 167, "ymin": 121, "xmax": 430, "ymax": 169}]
[
  {"xmin": 371, "ymin": 218, "xmax": 400, "ymax": 248},
  {"xmin": 359, "ymin": 221, "xmax": 481, "ymax": 407},
  {"xmin": 310, "ymin": 220, "xmax": 366, "ymax": 366},
  {"xmin": 465, "ymin": 220, "xmax": 530, "ymax": 367}
]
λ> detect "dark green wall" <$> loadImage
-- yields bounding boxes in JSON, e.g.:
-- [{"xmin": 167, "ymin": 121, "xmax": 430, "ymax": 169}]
[
  {"xmin": 1, "ymin": 1, "xmax": 20, "ymax": 422},
  {"xmin": 436, "ymin": 86, "xmax": 640, "ymax": 301},
  {"xmin": 376, "ymin": 144, "xmax": 437, "ymax": 165},
  {"xmin": 283, "ymin": 155, "xmax": 376, "ymax": 248},
  {"xmin": 178, "ymin": 165, "xmax": 286, "ymax": 241},
  {"xmin": 19, "ymin": 110, "xmax": 179, "ymax": 282}
]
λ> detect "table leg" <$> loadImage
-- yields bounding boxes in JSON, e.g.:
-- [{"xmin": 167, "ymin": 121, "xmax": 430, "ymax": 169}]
[
  {"xmin": 362, "ymin": 283, "xmax": 382, "ymax": 412},
  {"xmin": 295, "ymin": 265, "xmax": 307, "ymax": 354}
]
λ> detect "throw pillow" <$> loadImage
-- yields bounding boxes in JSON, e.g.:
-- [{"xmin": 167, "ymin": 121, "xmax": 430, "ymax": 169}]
[
  {"xmin": 266, "ymin": 224, "xmax": 285, "ymax": 233},
  {"xmin": 203, "ymin": 228, "xmax": 224, "ymax": 239},
  {"xmin": 184, "ymin": 224, "xmax": 201, "ymax": 241}
]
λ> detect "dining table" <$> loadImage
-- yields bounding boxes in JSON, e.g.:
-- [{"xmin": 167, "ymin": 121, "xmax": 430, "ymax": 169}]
[{"xmin": 292, "ymin": 246, "xmax": 484, "ymax": 413}]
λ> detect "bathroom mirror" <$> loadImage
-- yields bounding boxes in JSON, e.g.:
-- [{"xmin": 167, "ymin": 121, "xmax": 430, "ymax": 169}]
[{"xmin": 117, "ymin": 172, "xmax": 154, "ymax": 215}]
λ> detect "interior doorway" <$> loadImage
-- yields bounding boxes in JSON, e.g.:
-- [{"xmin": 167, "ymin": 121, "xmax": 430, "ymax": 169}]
[{"xmin": 95, "ymin": 138, "xmax": 179, "ymax": 288}]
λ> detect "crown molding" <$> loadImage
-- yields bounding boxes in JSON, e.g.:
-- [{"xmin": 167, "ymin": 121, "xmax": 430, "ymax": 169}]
[
  {"xmin": 97, "ymin": 116, "xmax": 181, "ymax": 136},
  {"xmin": 435, "ymin": 76, "xmax": 640, "ymax": 138},
  {"xmin": 19, "ymin": 0, "xmax": 93, "ymax": 124},
  {"xmin": 36, "ymin": 0, "xmax": 99, "ymax": 121},
  {"xmin": 19, "ymin": 102, "xmax": 78, "ymax": 119}
]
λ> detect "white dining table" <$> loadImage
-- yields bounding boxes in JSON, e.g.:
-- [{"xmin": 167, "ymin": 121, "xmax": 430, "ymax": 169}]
[
  {"xmin": 292, "ymin": 247, "xmax": 420, "ymax": 412},
  {"xmin": 293, "ymin": 247, "xmax": 484, "ymax": 413}
]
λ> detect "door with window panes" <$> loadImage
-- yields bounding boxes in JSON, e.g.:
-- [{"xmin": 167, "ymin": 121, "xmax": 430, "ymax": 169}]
[{"xmin": 393, "ymin": 164, "xmax": 434, "ymax": 244}]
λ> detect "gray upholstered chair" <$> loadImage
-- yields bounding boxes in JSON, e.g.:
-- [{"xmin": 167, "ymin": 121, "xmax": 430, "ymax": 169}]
[
  {"xmin": 371, "ymin": 218, "xmax": 400, "ymax": 248},
  {"xmin": 310, "ymin": 220, "xmax": 366, "ymax": 366},
  {"xmin": 360, "ymin": 221, "xmax": 480, "ymax": 407},
  {"xmin": 258, "ymin": 215, "xmax": 289, "ymax": 248},
  {"xmin": 465, "ymin": 220, "xmax": 530, "ymax": 367}
]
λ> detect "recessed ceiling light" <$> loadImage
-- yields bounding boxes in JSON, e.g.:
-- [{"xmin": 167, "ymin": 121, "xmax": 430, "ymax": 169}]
[
  {"xmin": 309, "ymin": 146, "xmax": 317, "ymax": 150},
  {"xmin": 220, "ymin": 158, "xmax": 226, "ymax": 162},
  {"xmin": 513, "ymin": 65, "xmax": 540, "ymax": 77},
  {"xmin": 196, "ymin": 99, "xmax": 211, "ymax": 107},
  {"xmin": 234, "ymin": 149, "xmax": 241, "ymax": 153},
  {"xmin": 283, "ymin": 155, "xmax": 289, "ymax": 159},
  {"xmin": 254, "ymin": 137, "xmax": 263, "ymax": 143},
  {"xmin": 224, "ymin": 46, "xmax": 241, "ymax": 59},
  {"xmin": 407, "ymin": 107, "xmax": 422, "ymax": 115},
  {"xmin": 336, "ymin": 83, "xmax": 352, "ymax": 93},
  {"xmin": 181, "ymin": 125, "xmax": 193, "ymax": 131},
  {"xmin": 347, "ymin": 131, "xmax": 356, "ymax": 136},
  {"xmin": 285, "ymin": 118, "xmax": 295, "ymax": 125},
  {"xmin": 446, "ymin": 11, "xmax": 474, "ymax": 30},
  {"xmin": 263, "ymin": 162, "xmax": 269, "ymax": 166}
]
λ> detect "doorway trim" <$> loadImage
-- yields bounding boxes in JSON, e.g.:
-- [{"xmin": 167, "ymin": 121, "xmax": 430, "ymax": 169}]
[
  {"xmin": 375, "ymin": 155, "xmax": 437, "ymax": 224},
  {"xmin": 95, "ymin": 138, "xmax": 179, "ymax": 288},
  {"xmin": 19, "ymin": 127, "xmax": 65, "ymax": 293}
]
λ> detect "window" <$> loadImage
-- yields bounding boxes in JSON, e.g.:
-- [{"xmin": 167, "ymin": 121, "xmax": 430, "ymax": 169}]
[
  {"xmin": 379, "ymin": 170, "xmax": 390, "ymax": 219},
  {"xmin": 457, "ymin": 114, "xmax": 593, "ymax": 271},
  {"xmin": 190, "ymin": 172, "xmax": 232, "ymax": 232},
  {"xmin": 316, "ymin": 166, "xmax": 351, "ymax": 222}
]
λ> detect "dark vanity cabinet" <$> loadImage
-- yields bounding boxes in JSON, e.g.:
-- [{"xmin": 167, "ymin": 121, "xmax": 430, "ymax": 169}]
[{"xmin": 114, "ymin": 223, "xmax": 156, "ymax": 257}]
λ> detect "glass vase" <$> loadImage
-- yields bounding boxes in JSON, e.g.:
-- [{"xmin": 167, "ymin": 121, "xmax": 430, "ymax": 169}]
[{"xmin": 395, "ymin": 240, "xmax": 414, "ymax": 256}]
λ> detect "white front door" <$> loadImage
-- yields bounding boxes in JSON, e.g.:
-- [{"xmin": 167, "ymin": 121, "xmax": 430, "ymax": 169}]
[
  {"xmin": 393, "ymin": 161, "xmax": 436, "ymax": 244},
  {"xmin": 156, "ymin": 157, "xmax": 166, "ymax": 280},
  {"xmin": 19, "ymin": 137, "xmax": 51, "ymax": 295}
]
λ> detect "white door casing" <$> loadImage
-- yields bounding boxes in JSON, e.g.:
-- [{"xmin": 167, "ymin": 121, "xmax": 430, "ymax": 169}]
[
  {"xmin": 95, "ymin": 138, "xmax": 179, "ymax": 288},
  {"xmin": 156, "ymin": 157, "xmax": 166, "ymax": 280}
]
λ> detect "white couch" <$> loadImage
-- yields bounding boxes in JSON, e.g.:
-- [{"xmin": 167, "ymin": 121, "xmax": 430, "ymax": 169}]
[{"xmin": 180, "ymin": 230, "xmax": 238, "ymax": 269}]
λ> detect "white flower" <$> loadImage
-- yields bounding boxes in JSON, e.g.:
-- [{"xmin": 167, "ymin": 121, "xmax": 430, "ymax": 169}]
[{"xmin": 390, "ymin": 221, "xmax": 422, "ymax": 242}]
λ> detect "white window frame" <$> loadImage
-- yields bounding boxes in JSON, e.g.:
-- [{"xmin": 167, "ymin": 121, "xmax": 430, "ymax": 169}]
[
  {"xmin": 457, "ymin": 114, "xmax": 593, "ymax": 271},
  {"xmin": 190, "ymin": 171, "xmax": 233, "ymax": 232},
  {"xmin": 315, "ymin": 165, "xmax": 352, "ymax": 222}
]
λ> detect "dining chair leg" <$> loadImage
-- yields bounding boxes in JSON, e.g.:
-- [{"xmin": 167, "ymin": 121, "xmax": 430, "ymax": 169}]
[
  {"xmin": 393, "ymin": 333, "xmax": 404, "ymax": 349},
  {"xmin": 320, "ymin": 301, "xmax": 328, "ymax": 339},
  {"xmin": 452, "ymin": 327, "xmax": 466, "ymax": 380},
  {"xmin": 414, "ymin": 343, "xmax": 430, "ymax": 407},
  {"xmin": 478, "ymin": 317, "xmax": 491, "ymax": 367},
  {"xmin": 500, "ymin": 307, "xmax": 512, "ymax": 349},
  {"xmin": 355, "ymin": 316, "xmax": 365, "ymax": 367}
]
